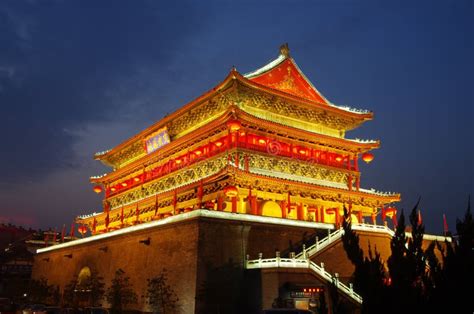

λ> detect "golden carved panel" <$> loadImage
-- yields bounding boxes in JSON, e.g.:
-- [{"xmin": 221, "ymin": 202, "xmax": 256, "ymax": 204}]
[
  {"xmin": 107, "ymin": 155, "xmax": 228, "ymax": 209},
  {"xmin": 246, "ymin": 152, "xmax": 349, "ymax": 185},
  {"xmin": 235, "ymin": 85, "xmax": 360, "ymax": 136}
]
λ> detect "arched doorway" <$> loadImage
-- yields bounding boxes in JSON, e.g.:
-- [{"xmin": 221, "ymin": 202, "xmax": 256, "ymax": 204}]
[
  {"xmin": 261, "ymin": 201, "xmax": 283, "ymax": 218},
  {"xmin": 77, "ymin": 267, "xmax": 92, "ymax": 288},
  {"xmin": 75, "ymin": 266, "xmax": 93, "ymax": 307},
  {"xmin": 63, "ymin": 266, "xmax": 104, "ymax": 308}
]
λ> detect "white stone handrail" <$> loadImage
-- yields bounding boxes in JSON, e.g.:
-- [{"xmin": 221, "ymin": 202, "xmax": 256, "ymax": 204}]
[
  {"xmin": 246, "ymin": 256, "xmax": 362, "ymax": 304},
  {"xmin": 352, "ymin": 223, "xmax": 394, "ymax": 235},
  {"xmin": 293, "ymin": 223, "xmax": 451, "ymax": 261},
  {"xmin": 295, "ymin": 228, "xmax": 345, "ymax": 259}
]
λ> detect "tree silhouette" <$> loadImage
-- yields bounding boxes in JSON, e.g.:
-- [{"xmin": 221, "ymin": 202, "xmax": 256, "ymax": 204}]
[
  {"xmin": 62, "ymin": 278, "xmax": 78, "ymax": 308},
  {"xmin": 435, "ymin": 197, "xmax": 474, "ymax": 312},
  {"xmin": 341, "ymin": 198, "xmax": 474, "ymax": 313},
  {"xmin": 146, "ymin": 268, "xmax": 179, "ymax": 314},
  {"xmin": 341, "ymin": 207, "xmax": 386, "ymax": 314},
  {"xmin": 27, "ymin": 278, "xmax": 54, "ymax": 304},
  {"xmin": 105, "ymin": 269, "xmax": 138, "ymax": 313},
  {"xmin": 386, "ymin": 200, "xmax": 429, "ymax": 312}
]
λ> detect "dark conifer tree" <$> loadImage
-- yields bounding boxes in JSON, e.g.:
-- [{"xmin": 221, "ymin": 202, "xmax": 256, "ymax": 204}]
[
  {"xmin": 341, "ymin": 207, "xmax": 387, "ymax": 314},
  {"xmin": 439, "ymin": 197, "xmax": 474, "ymax": 313},
  {"xmin": 146, "ymin": 268, "xmax": 179, "ymax": 314},
  {"xmin": 105, "ymin": 269, "xmax": 138, "ymax": 313}
]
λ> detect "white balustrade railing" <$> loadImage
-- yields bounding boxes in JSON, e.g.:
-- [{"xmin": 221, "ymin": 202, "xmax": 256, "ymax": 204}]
[
  {"xmin": 289, "ymin": 222, "xmax": 450, "ymax": 263},
  {"xmin": 244, "ymin": 222, "xmax": 451, "ymax": 306},
  {"xmin": 352, "ymin": 223, "xmax": 394, "ymax": 235},
  {"xmin": 295, "ymin": 228, "xmax": 345, "ymax": 259},
  {"xmin": 246, "ymin": 255, "xmax": 363, "ymax": 304}
]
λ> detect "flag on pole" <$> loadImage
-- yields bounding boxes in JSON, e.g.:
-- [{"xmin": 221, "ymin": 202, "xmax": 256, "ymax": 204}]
[
  {"xmin": 417, "ymin": 210, "xmax": 423, "ymax": 225},
  {"xmin": 53, "ymin": 228, "xmax": 57, "ymax": 243},
  {"xmin": 61, "ymin": 224, "xmax": 66, "ymax": 242},
  {"xmin": 44, "ymin": 232, "xmax": 48, "ymax": 246},
  {"xmin": 44, "ymin": 232, "xmax": 49, "ymax": 246},
  {"xmin": 443, "ymin": 214, "xmax": 449, "ymax": 235},
  {"xmin": 105, "ymin": 211, "xmax": 110, "ymax": 230},
  {"xmin": 287, "ymin": 192, "xmax": 291, "ymax": 213},
  {"xmin": 70, "ymin": 222, "xmax": 75, "ymax": 237}
]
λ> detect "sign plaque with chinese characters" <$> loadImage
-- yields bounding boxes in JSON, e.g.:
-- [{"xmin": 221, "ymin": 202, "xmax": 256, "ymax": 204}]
[{"xmin": 144, "ymin": 127, "xmax": 171, "ymax": 154}]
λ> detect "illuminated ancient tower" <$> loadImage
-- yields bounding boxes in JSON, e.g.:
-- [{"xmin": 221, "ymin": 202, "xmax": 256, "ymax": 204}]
[{"xmin": 78, "ymin": 44, "xmax": 400, "ymax": 233}]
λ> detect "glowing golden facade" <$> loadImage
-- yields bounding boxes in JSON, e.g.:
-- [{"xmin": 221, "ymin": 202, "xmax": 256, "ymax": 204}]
[{"xmin": 79, "ymin": 45, "xmax": 400, "ymax": 233}]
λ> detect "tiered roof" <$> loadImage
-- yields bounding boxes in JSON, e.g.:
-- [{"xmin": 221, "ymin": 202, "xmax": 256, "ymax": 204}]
[{"xmin": 93, "ymin": 44, "xmax": 376, "ymax": 171}]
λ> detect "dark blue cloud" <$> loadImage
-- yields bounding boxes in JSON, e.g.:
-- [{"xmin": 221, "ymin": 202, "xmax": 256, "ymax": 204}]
[{"xmin": 0, "ymin": 0, "xmax": 205, "ymax": 182}]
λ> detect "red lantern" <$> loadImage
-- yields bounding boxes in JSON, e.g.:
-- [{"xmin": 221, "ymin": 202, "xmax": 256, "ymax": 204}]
[
  {"xmin": 110, "ymin": 187, "xmax": 117, "ymax": 192},
  {"xmin": 204, "ymin": 201, "xmax": 215, "ymax": 209},
  {"xmin": 121, "ymin": 182, "xmax": 128, "ymax": 187},
  {"xmin": 362, "ymin": 153, "xmax": 374, "ymax": 164},
  {"xmin": 78, "ymin": 225, "xmax": 87, "ymax": 236},
  {"xmin": 224, "ymin": 186, "xmax": 238, "ymax": 198},
  {"xmin": 335, "ymin": 156, "xmax": 343, "ymax": 162},
  {"xmin": 93, "ymin": 185, "xmax": 103, "ymax": 194},
  {"xmin": 383, "ymin": 207, "xmax": 397, "ymax": 219},
  {"xmin": 227, "ymin": 120, "xmax": 242, "ymax": 132}
]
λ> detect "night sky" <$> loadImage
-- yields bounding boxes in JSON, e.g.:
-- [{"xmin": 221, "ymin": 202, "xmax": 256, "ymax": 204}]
[{"xmin": 0, "ymin": 1, "xmax": 472, "ymax": 234}]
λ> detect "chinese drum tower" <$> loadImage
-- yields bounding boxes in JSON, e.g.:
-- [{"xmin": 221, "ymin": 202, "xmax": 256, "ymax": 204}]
[
  {"xmin": 81, "ymin": 44, "xmax": 399, "ymax": 233},
  {"xmin": 34, "ymin": 45, "xmax": 428, "ymax": 314}
]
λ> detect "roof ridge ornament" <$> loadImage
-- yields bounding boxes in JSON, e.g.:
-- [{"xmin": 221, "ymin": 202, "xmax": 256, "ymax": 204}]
[{"xmin": 279, "ymin": 43, "xmax": 290, "ymax": 58}]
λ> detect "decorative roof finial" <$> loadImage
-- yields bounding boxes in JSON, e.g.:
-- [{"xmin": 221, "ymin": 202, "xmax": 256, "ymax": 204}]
[{"xmin": 279, "ymin": 43, "xmax": 290, "ymax": 57}]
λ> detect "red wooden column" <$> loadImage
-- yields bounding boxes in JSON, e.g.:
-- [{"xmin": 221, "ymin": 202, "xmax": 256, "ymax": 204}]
[
  {"xmin": 320, "ymin": 206, "xmax": 325, "ymax": 223},
  {"xmin": 231, "ymin": 197, "xmax": 238, "ymax": 213},
  {"xmin": 297, "ymin": 203, "xmax": 304, "ymax": 220},
  {"xmin": 248, "ymin": 188, "xmax": 257, "ymax": 215},
  {"xmin": 287, "ymin": 192, "xmax": 292, "ymax": 216},
  {"xmin": 358, "ymin": 211, "xmax": 363, "ymax": 224},
  {"xmin": 250, "ymin": 196, "xmax": 257, "ymax": 215},
  {"xmin": 280, "ymin": 201, "xmax": 287, "ymax": 218},
  {"xmin": 217, "ymin": 195, "xmax": 224, "ymax": 211}
]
